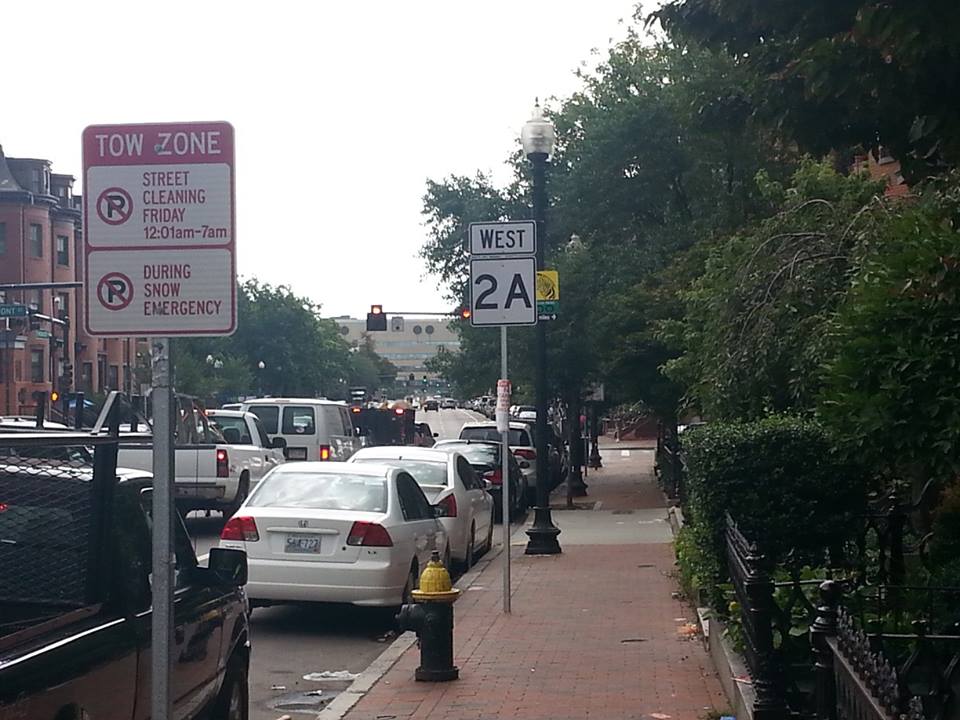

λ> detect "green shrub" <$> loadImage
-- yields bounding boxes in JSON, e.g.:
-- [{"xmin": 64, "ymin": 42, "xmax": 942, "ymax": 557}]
[{"xmin": 682, "ymin": 415, "xmax": 863, "ymax": 607}]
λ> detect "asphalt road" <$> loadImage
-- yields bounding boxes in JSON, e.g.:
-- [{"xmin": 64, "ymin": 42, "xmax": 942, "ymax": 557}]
[{"xmin": 186, "ymin": 407, "xmax": 486, "ymax": 719}]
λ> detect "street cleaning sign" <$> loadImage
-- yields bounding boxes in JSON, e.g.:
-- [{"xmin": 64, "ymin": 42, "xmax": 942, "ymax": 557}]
[{"xmin": 82, "ymin": 122, "xmax": 236, "ymax": 336}]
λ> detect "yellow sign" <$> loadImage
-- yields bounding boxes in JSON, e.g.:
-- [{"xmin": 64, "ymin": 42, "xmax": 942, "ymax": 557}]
[{"xmin": 536, "ymin": 270, "xmax": 559, "ymax": 301}]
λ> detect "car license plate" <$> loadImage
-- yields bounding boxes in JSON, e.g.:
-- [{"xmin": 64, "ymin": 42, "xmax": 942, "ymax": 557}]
[
  {"xmin": 285, "ymin": 534, "xmax": 322, "ymax": 553},
  {"xmin": 287, "ymin": 447, "xmax": 307, "ymax": 460}
]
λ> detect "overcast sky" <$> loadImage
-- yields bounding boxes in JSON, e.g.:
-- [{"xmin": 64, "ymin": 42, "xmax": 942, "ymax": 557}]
[{"xmin": 3, "ymin": 0, "xmax": 655, "ymax": 318}]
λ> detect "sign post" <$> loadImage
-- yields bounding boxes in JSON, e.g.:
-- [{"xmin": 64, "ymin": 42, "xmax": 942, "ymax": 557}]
[
  {"xmin": 82, "ymin": 121, "xmax": 236, "ymax": 720},
  {"xmin": 467, "ymin": 220, "xmax": 538, "ymax": 613},
  {"xmin": 496, "ymin": 372, "xmax": 511, "ymax": 613}
]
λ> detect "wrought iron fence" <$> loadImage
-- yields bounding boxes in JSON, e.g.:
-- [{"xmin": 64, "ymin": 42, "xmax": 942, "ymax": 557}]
[
  {"xmin": 655, "ymin": 423, "xmax": 685, "ymax": 503},
  {"xmin": 726, "ymin": 514, "xmax": 960, "ymax": 720}
]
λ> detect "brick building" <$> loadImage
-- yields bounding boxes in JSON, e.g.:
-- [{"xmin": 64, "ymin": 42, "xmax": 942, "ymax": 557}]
[{"xmin": 0, "ymin": 144, "xmax": 141, "ymax": 416}]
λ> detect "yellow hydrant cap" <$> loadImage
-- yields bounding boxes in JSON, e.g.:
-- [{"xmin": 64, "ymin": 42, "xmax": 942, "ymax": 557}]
[{"xmin": 411, "ymin": 551, "xmax": 461, "ymax": 602}]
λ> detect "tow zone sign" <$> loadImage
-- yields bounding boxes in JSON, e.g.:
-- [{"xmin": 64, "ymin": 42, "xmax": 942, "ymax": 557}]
[{"xmin": 83, "ymin": 122, "xmax": 236, "ymax": 336}]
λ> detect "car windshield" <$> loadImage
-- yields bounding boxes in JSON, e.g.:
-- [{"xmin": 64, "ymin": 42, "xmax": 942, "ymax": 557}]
[
  {"xmin": 248, "ymin": 471, "xmax": 387, "ymax": 512},
  {"xmin": 460, "ymin": 427, "xmax": 530, "ymax": 445},
  {"xmin": 352, "ymin": 458, "xmax": 448, "ymax": 488}
]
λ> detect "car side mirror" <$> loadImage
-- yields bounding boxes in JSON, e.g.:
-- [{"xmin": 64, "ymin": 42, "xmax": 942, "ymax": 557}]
[
  {"xmin": 433, "ymin": 432, "xmax": 439, "ymax": 438},
  {"xmin": 208, "ymin": 547, "xmax": 248, "ymax": 586},
  {"xmin": 518, "ymin": 459, "xmax": 531, "ymax": 469},
  {"xmin": 271, "ymin": 436, "xmax": 287, "ymax": 449}
]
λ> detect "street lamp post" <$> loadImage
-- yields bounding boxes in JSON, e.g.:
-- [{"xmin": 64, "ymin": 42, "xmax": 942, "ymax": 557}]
[
  {"xmin": 522, "ymin": 102, "xmax": 562, "ymax": 556},
  {"xmin": 257, "ymin": 360, "xmax": 265, "ymax": 396}
]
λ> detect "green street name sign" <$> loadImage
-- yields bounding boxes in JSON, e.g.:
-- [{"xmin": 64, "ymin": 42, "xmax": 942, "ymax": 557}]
[{"xmin": 0, "ymin": 304, "xmax": 28, "ymax": 318}]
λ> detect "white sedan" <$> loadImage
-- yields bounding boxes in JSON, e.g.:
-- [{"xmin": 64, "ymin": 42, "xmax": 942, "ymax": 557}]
[
  {"xmin": 348, "ymin": 446, "xmax": 495, "ymax": 568},
  {"xmin": 219, "ymin": 462, "xmax": 448, "ymax": 607}
]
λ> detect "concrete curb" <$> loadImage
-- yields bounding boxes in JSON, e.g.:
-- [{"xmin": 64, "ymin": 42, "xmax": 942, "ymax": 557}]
[{"xmin": 311, "ymin": 539, "xmax": 507, "ymax": 720}]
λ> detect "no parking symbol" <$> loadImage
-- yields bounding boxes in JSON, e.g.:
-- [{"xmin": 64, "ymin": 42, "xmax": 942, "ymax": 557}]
[
  {"xmin": 97, "ymin": 272, "xmax": 134, "ymax": 311},
  {"xmin": 96, "ymin": 186, "xmax": 133, "ymax": 225}
]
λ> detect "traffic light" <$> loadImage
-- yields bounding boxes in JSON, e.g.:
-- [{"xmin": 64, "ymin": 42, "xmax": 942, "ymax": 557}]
[
  {"xmin": 50, "ymin": 390, "xmax": 60, "ymax": 404},
  {"xmin": 63, "ymin": 363, "xmax": 74, "ymax": 389},
  {"xmin": 458, "ymin": 307, "xmax": 472, "ymax": 321},
  {"xmin": 366, "ymin": 304, "xmax": 387, "ymax": 331}
]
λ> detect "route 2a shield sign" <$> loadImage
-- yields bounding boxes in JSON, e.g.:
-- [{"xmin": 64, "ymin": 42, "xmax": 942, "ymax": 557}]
[{"xmin": 469, "ymin": 257, "xmax": 537, "ymax": 326}]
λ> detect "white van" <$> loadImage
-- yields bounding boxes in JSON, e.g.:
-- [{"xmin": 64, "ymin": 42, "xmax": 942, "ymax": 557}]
[{"xmin": 240, "ymin": 397, "xmax": 361, "ymax": 462}]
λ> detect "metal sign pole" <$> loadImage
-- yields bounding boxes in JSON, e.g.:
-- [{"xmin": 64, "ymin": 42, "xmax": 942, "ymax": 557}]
[
  {"xmin": 500, "ymin": 326, "xmax": 511, "ymax": 614},
  {"xmin": 151, "ymin": 338, "xmax": 175, "ymax": 720}
]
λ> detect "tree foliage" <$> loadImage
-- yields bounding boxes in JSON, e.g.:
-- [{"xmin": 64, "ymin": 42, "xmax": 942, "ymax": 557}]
[
  {"xmin": 653, "ymin": 0, "xmax": 960, "ymax": 179},
  {"xmin": 664, "ymin": 159, "xmax": 884, "ymax": 419},
  {"xmin": 177, "ymin": 279, "xmax": 379, "ymax": 402},
  {"xmin": 818, "ymin": 172, "xmax": 960, "ymax": 485}
]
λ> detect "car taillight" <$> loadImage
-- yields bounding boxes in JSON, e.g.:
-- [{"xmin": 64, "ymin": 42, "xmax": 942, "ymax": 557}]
[
  {"xmin": 346, "ymin": 521, "xmax": 393, "ymax": 547},
  {"xmin": 0, "ymin": 502, "xmax": 8, "ymax": 512},
  {"xmin": 216, "ymin": 448, "xmax": 229, "ymax": 477},
  {"xmin": 319, "ymin": 445, "xmax": 331, "ymax": 461},
  {"xmin": 513, "ymin": 448, "xmax": 536, "ymax": 461},
  {"xmin": 484, "ymin": 468, "xmax": 503, "ymax": 485},
  {"xmin": 435, "ymin": 494, "xmax": 458, "ymax": 517},
  {"xmin": 221, "ymin": 516, "xmax": 259, "ymax": 542}
]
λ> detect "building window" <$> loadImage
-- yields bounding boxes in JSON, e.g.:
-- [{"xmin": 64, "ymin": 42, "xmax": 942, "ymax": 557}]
[
  {"xmin": 56, "ymin": 235, "xmax": 69, "ymax": 265},
  {"xmin": 82, "ymin": 363, "xmax": 93, "ymax": 393},
  {"xmin": 108, "ymin": 365, "xmax": 120, "ymax": 391},
  {"xmin": 28, "ymin": 290, "xmax": 43, "ymax": 313},
  {"xmin": 31, "ymin": 169, "xmax": 42, "ymax": 193},
  {"xmin": 30, "ymin": 224, "xmax": 43, "ymax": 257},
  {"xmin": 0, "ymin": 222, "xmax": 6, "ymax": 255},
  {"xmin": 31, "ymin": 349, "xmax": 44, "ymax": 383}
]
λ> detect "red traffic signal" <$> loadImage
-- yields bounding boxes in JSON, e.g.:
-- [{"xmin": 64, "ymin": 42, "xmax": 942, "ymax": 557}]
[{"xmin": 459, "ymin": 307, "xmax": 472, "ymax": 320}]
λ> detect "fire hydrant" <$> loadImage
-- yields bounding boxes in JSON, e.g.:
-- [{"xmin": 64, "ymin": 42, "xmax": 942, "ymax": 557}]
[{"xmin": 396, "ymin": 550, "xmax": 461, "ymax": 681}]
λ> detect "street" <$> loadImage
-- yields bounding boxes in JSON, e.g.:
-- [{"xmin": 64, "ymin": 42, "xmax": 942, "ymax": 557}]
[{"xmin": 187, "ymin": 407, "xmax": 487, "ymax": 719}]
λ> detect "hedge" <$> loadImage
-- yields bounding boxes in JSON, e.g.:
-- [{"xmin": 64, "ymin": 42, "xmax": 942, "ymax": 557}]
[{"xmin": 681, "ymin": 416, "xmax": 862, "ymax": 607}]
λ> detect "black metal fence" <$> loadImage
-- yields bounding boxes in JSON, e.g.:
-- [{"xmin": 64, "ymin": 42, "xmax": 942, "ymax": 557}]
[
  {"xmin": 726, "ymin": 514, "xmax": 960, "ymax": 720},
  {"xmin": 655, "ymin": 423, "xmax": 685, "ymax": 503}
]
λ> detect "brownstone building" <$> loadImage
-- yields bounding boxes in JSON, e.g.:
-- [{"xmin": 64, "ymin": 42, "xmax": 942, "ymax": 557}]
[{"xmin": 0, "ymin": 144, "xmax": 141, "ymax": 416}]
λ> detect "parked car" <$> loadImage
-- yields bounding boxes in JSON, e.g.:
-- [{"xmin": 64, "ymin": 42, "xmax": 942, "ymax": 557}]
[
  {"xmin": 117, "ymin": 398, "xmax": 285, "ymax": 515},
  {"xmin": 434, "ymin": 439, "xmax": 527, "ymax": 521},
  {"xmin": 348, "ymin": 446, "xmax": 494, "ymax": 567},
  {"xmin": 220, "ymin": 462, "xmax": 449, "ymax": 607},
  {"xmin": 423, "ymin": 398, "xmax": 440, "ymax": 411},
  {"xmin": 512, "ymin": 405, "xmax": 536, "ymax": 419},
  {"xmin": 441, "ymin": 398, "xmax": 457, "ymax": 409},
  {"xmin": 458, "ymin": 421, "xmax": 539, "ymax": 505},
  {"xmin": 0, "ymin": 432, "xmax": 250, "ymax": 720},
  {"xmin": 241, "ymin": 397, "xmax": 361, "ymax": 462}
]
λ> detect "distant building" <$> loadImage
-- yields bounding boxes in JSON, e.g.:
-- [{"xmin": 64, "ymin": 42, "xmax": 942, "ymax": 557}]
[
  {"xmin": 335, "ymin": 315, "xmax": 459, "ymax": 381},
  {"xmin": 0, "ymin": 144, "xmax": 142, "ymax": 416},
  {"xmin": 852, "ymin": 146, "xmax": 911, "ymax": 198}
]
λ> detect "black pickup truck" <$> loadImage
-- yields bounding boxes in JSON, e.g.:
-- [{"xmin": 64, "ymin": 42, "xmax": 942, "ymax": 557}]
[{"xmin": 0, "ymin": 432, "xmax": 250, "ymax": 720}]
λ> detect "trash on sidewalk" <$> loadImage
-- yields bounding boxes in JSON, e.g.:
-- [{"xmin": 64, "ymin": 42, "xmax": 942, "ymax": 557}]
[
  {"xmin": 620, "ymin": 637, "xmax": 647, "ymax": 643},
  {"xmin": 303, "ymin": 670, "xmax": 359, "ymax": 682},
  {"xmin": 677, "ymin": 622, "xmax": 700, "ymax": 637},
  {"xmin": 650, "ymin": 713, "xmax": 672, "ymax": 719}
]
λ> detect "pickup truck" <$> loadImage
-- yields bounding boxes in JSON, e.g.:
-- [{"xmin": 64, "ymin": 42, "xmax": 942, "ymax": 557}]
[
  {"xmin": 117, "ymin": 405, "xmax": 285, "ymax": 515},
  {"xmin": 0, "ymin": 431, "xmax": 250, "ymax": 720}
]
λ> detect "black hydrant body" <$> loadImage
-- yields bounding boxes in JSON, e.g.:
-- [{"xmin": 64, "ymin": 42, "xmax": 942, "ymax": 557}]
[{"xmin": 395, "ymin": 551, "xmax": 460, "ymax": 682}]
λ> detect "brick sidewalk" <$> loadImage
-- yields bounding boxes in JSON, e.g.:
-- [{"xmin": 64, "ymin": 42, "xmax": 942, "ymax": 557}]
[{"xmin": 334, "ymin": 451, "xmax": 725, "ymax": 720}]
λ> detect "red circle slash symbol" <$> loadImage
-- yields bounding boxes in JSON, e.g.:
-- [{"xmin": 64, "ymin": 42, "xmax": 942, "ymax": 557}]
[
  {"xmin": 96, "ymin": 187, "xmax": 133, "ymax": 226},
  {"xmin": 97, "ymin": 272, "xmax": 134, "ymax": 311}
]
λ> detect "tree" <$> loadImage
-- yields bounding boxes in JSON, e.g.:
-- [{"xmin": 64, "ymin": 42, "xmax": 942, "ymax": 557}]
[
  {"xmin": 653, "ymin": 0, "xmax": 960, "ymax": 179},
  {"xmin": 663, "ymin": 159, "xmax": 884, "ymax": 420}
]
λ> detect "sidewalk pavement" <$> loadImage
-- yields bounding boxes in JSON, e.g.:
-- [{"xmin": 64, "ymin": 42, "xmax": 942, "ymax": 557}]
[{"xmin": 326, "ymin": 448, "xmax": 725, "ymax": 720}]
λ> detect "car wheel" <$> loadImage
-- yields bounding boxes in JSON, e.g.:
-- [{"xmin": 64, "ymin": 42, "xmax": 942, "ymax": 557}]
[
  {"xmin": 464, "ymin": 524, "xmax": 476, "ymax": 570},
  {"xmin": 401, "ymin": 561, "xmax": 418, "ymax": 605},
  {"xmin": 224, "ymin": 473, "xmax": 250, "ymax": 517},
  {"xmin": 211, "ymin": 656, "xmax": 249, "ymax": 720}
]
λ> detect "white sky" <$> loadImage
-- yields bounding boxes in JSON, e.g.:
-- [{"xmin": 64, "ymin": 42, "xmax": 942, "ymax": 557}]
[{"xmin": 2, "ymin": 0, "xmax": 655, "ymax": 318}]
